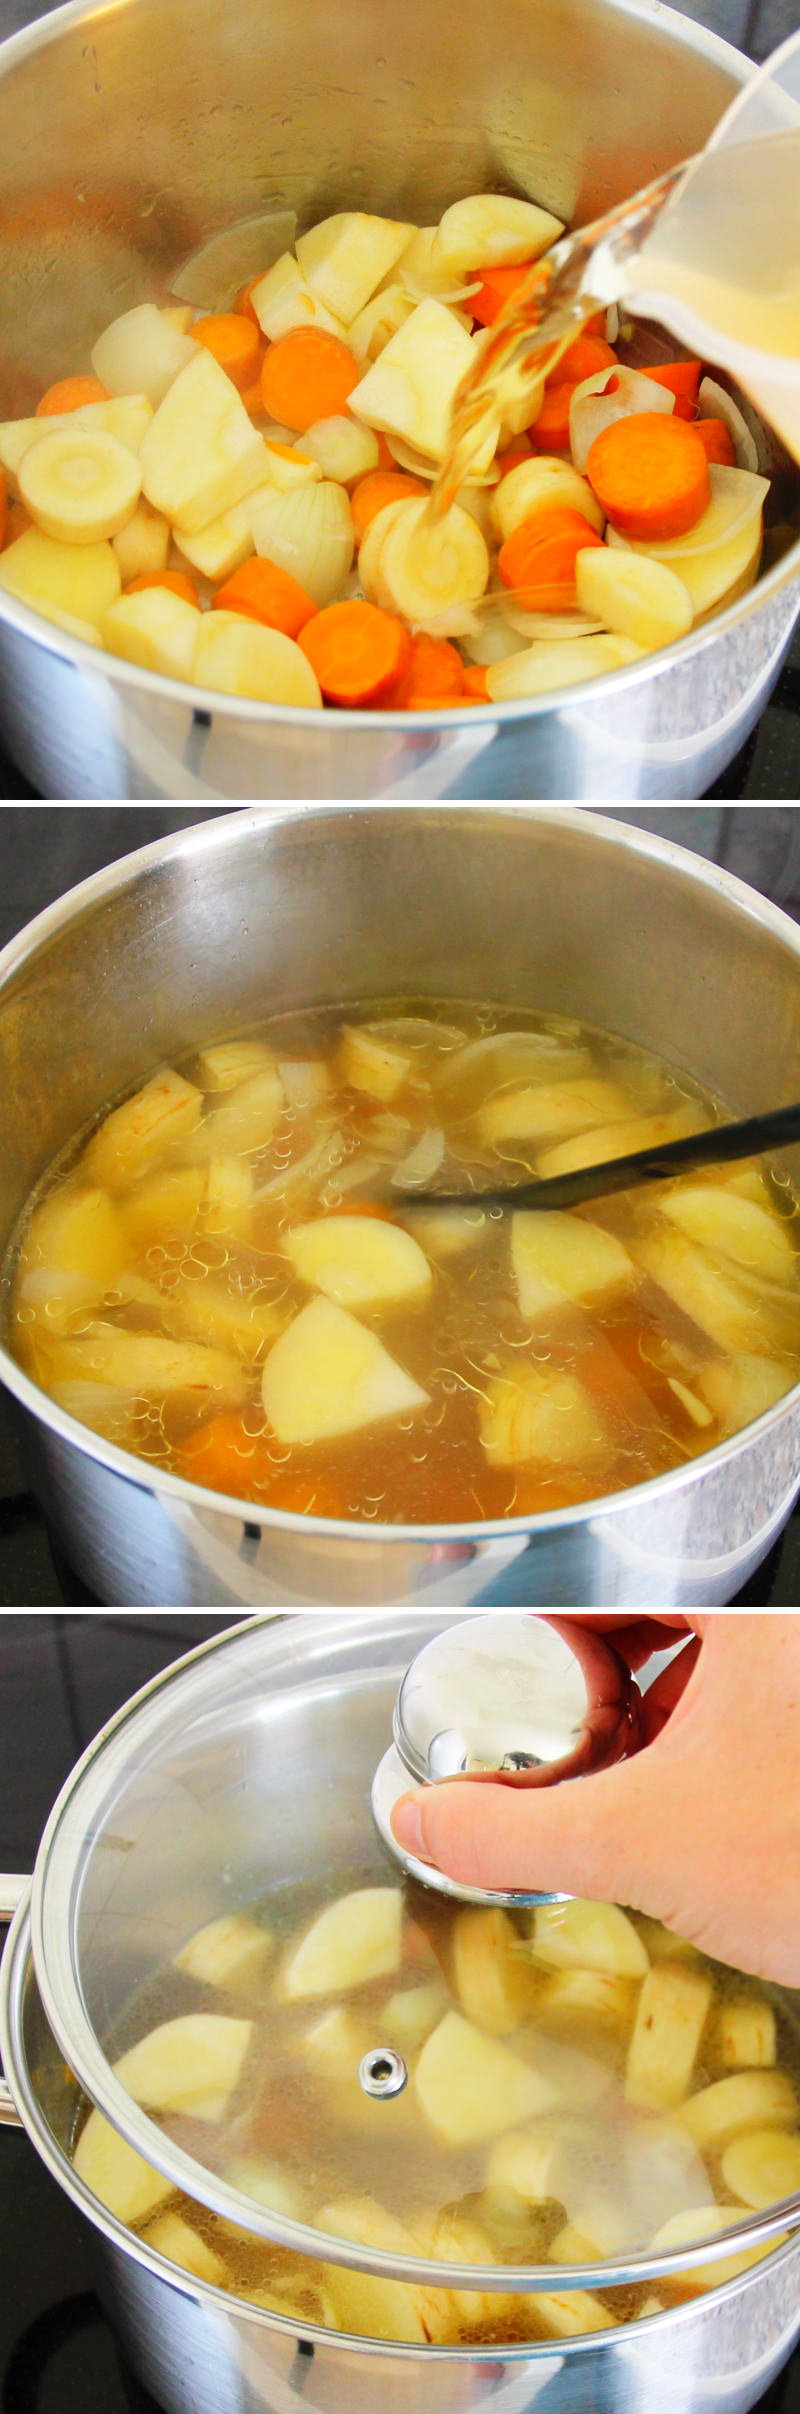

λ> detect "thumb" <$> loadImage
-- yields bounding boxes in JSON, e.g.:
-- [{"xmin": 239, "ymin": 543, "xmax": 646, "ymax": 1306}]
[{"xmin": 391, "ymin": 1751, "xmax": 664, "ymax": 1906}]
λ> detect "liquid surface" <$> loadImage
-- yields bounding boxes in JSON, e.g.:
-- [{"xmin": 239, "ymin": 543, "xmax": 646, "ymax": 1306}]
[
  {"xmin": 7, "ymin": 1000, "xmax": 800, "ymax": 1524},
  {"xmin": 70, "ymin": 1875, "xmax": 800, "ymax": 2342}
]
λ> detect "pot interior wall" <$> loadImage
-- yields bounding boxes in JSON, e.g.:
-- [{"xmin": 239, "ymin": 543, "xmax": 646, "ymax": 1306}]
[
  {"xmin": 1, "ymin": 808, "xmax": 800, "ymax": 1262},
  {"xmin": 0, "ymin": 0, "xmax": 742, "ymax": 410}
]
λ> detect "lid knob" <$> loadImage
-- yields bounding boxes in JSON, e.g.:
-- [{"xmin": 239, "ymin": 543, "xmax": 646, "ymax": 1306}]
[{"xmin": 372, "ymin": 1614, "xmax": 643, "ymax": 1907}]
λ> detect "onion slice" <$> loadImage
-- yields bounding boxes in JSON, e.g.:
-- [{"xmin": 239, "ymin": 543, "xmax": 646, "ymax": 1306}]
[
  {"xmin": 391, "ymin": 1127, "xmax": 446, "ymax": 1188},
  {"xmin": 698, "ymin": 377, "xmax": 760, "ymax": 473},
  {"xmin": 570, "ymin": 366, "xmax": 674, "ymax": 474}
]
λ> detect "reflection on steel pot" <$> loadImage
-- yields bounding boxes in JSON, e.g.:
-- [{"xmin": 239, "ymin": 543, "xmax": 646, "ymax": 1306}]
[
  {"xmin": 2, "ymin": 1615, "xmax": 800, "ymax": 2414},
  {"xmin": 0, "ymin": 0, "xmax": 798, "ymax": 800},
  {"xmin": 1, "ymin": 805, "xmax": 800, "ymax": 1608}
]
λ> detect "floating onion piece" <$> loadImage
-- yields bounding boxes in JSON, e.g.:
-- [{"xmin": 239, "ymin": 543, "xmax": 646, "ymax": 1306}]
[
  {"xmin": 698, "ymin": 378, "xmax": 760, "ymax": 473},
  {"xmin": 255, "ymin": 1129, "xmax": 345, "ymax": 1203},
  {"xmin": 251, "ymin": 481, "xmax": 354, "ymax": 609},
  {"xmin": 503, "ymin": 606, "xmax": 606, "ymax": 640},
  {"xmin": 569, "ymin": 366, "xmax": 674, "ymax": 474},
  {"xmin": 390, "ymin": 1126, "xmax": 446, "ymax": 1188}
]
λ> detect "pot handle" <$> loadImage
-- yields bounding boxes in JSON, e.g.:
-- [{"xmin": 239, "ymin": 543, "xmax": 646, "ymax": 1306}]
[{"xmin": 0, "ymin": 1874, "xmax": 30, "ymax": 2127}]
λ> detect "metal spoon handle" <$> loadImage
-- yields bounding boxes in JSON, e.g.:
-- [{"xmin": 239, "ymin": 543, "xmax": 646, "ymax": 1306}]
[{"xmin": 406, "ymin": 1099, "xmax": 800, "ymax": 1215}]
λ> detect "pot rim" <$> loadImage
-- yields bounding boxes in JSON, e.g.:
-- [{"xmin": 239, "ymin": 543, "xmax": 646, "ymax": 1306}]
[
  {"xmin": 1, "ymin": 802, "xmax": 799, "ymax": 1549},
  {"xmin": 4, "ymin": 1897, "xmax": 797, "ymax": 2361},
  {"xmin": 0, "ymin": 0, "xmax": 797, "ymax": 731},
  {"xmin": 12, "ymin": 1611, "xmax": 800, "ymax": 2291}
]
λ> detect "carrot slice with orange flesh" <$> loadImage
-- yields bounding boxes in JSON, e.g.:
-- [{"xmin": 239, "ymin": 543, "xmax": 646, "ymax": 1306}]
[
  {"xmin": 0, "ymin": 470, "xmax": 6, "ymax": 552},
  {"xmin": 640, "ymin": 360, "xmax": 702, "ymax": 408},
  {"xmin": 528, "ymin": 382, "xmax": 579, "ymax": 451},
  {"xmin": 213, "ymin": 557, "xmax": 317, "ymax": 639},
  {"xmin": 36, "ymin": 374, "xmax": 110, "ymax": 415},
  {"xmin": 586, "ymin": 412, "xmax": 712, "ymax": 542},
  {"xmin": 232, "ymin": 276, "xmax": 262, "ymax": 325},
  {"xmin": 264, "ymin": 1470, "xmax": 348, "ymax": 1517},
  {"xmin": 351, "ymin": 468, "xmax": 427, "ymax": 543},
  {"xmin": 125, "ymin": 569, "xmax": 201, "ymax": 607},
  {"xmin": 693, "ymin": 417, "xmax": 737, "ymax": 468},
  {"xmin": 547, "ymin": 332, "xmax": 617, "ymax": 385},
  {"xmin": 498, "ymin": 505, "xmax": 604, "ymax": 609},
  {"xmin": 192, "ymin": 312, "xmax": 262, "ymax": 391},
  {"xmin": 298, "ymin": 598, "xmax": 411, "ymax": 706},
  {"xmin": 461, "ymin": 664, "xmax": 491, "ymax": 701},
  {"xmin": 180, "ymin": 1413, "xmax": 272, "ymax": 1497},
  {"xmin": 496, "ymin": 440, "xmax": 533, "ymax": 479},
  {"xmin": 260, "ymin": 328, "xmax": 360, "ymax": 432},
  {"xmin": 388, "ymin": 632, "xmax": 465, "ymax": 707},
  {"xmin": 470, "ymin": 262, "xmax": 544, "ymax": 328},
  {"xmin": 4, "ymin": 500, "xmax": 31, "ymax": 544}
]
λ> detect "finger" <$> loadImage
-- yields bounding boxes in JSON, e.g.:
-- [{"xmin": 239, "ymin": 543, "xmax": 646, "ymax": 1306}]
[
  {"xmin": 640, "ymin": 1636, "xmax": 702, "ymax": 1742},
  {"xmin": 391, "ymin": 1753, "xmax": 661, "ymax": 1906}
]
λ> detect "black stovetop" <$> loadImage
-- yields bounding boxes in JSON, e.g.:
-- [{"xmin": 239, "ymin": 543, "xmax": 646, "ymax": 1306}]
[{"xmin": 1, "ymin": 1611, "xmax": 799, "ymax": 2414}]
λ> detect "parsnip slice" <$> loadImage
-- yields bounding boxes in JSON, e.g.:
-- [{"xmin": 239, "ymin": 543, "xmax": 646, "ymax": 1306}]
[
  {"xmin": 186, "ymin": 1067, "xmax": 284, "ymax": 1159},
  {"xmin": 337, "ymin": 1025, "xmax": 412, "ymax": 1101},
  {"xmin": 174, "ymin": 1912, "xmax": 274, "ymax": 1992},
  {"xmin": 262, "ymin": 1296, "xmax": 428, "ymax": 1446},
  {"xmin": 415, "ymin": 2011, "xmax": 557, "ymax": 2145},
  {"xmin": 530, "ymin": 1900, "xmax": 649, "ymax": 1979},
  {"xmin": 112, "ymin": 499, "xmax": 170, "ymax": 584},
  {"xmin": 19, "ymin": 427, "xmax": 142, "ymax": 543},
  {"xmin": 113, "ymin": 2013, "xmax": 253, "ymax": 2115},
  {"xmin": 197, "ymin": 1039, "xmax": 277, "ymax": 1091},
  {"xmin": 534, "ymin": 1103, "xmax": 705, "ymax": 1182},
  {"xmin": 536, "ymin": 1967, "xmax": 636, "ymax": 2042},
  {"xmin": 511, "ymin": 1210, "xmax": 635, "ymax": 1318},
  {"xmin": 493, "ymin": 457, "xmax": 604, "ymax": 544},
  {"xmin": 721, "ymin": 2129, "xmax": 800, "ymax": 2209},
  {"xmin": 625, "ymin": 1964, "xmax": 713, "ymax": 2112},
  {"xmin": 51, "ymin": 1323, "xmax": 247, "ymax": 1405},
  {"xmin": 486, "ymin": 2125, "xmax": 564, "ymax": 2201},
  {"xmin": 144, "ymin": 2211, "xmax": 228, "ymax": 2285},
  {"xmin": 451, "ymin": 1906, "xmax": 535, "ymax": 2035},
  {"xmin": 203, "ymin": 1154, "xmax": 255, "ymax": 1240},
  {"xmin": 283, "ymin": 1214, "xmax": 432, "ymax": 1312},
  {"xmin": 282, "ymin": 1887, "xmax": 402, "ymax": 1998},
  {"xmin": 718, "ymin": 1995, "xmax": 777, "ymax": 2070},
  {"xmin": 575, "ymin": 546, "xmax": 694, "ymax": 650},
  {"xmin": 376, "ymin": 498, "xmax": 490, "ymax": 627},
  {"xmin": 478, "ymin": 1076, "xmax": 630, "ymax": 1148},
  {"xmin": 73, "ymin": 2107, "xmax": 173, "ymax": 2224},
  {"xmin": 92, "ymin": 303, "xmax": 198, "ymax": 404},
  {"xmin": 632, "ymin": 1227, "xmax": 769, "ymax": 1354},
  {"xmin": 661, "ymin": 1186, "xmax": 796, "ymax": 1285},
  {"xmin": 85, "ymin": 1066, "xmax": 203, "ymax": 1188},
  {"xmin": 679, "ymin": 2070, "xmax": 797, "ymax": 2151},
  {"xmin": 534, "ymin": 2289, "xmax": 617, "ymax": 2336},
  {"xmin": 650, "ymin": 2204, "xmax": 775, "ymax": 2291}
]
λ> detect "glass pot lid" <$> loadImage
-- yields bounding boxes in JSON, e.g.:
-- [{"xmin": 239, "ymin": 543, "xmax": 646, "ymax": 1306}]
[{"xmin": 27, "ymin": 1613, "xmax": 800, "ymax": 2296}]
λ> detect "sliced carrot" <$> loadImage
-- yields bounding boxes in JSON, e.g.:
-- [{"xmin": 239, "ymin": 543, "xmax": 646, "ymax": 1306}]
[
  {"xmin": 4, "ymin": 499, "xmax": 31, "ymax": 545},
  {"xmin": 179, "ymin": 1412, "xmax": 271, "ymax": 1498},
  {"xmin": 498, "ymin": 504, "xmax": 604, "ymax": 609},
  {"xmin": 298, "ymin": 598, "xmax": 412, "ymax": 706},
  {"xmin": 547, "ymin": 332, "xmax": 617, "ymax": 385},
  {"xmin": 461, "ymin": 664, "xmax": 491, "ymax": 700},
  {"xmin": 351, "ymin": 467, "xmax": 427, "ymax": 543},
  {"xmin": 375, "ymin": 432, "xmax": 396, "ymax": 470},
  {"xmin": 264, "ymin": 1470, "xmax": 348, "ymax": 1518},
  {"xmin": 192, "ymin": 312, "xmax": 262, "ymax": 392},
  {"xmin": 388, "ymin": 632, "xmax": 465, "ymax": 706},
  {"xmin": 693, "ymin": 416, "xmax": 737, "ymax": 468},
  {"xmin": 125, "ymin": 569, "xmax": 201, "ymax": 607},
  {"xmin": 640, "ymin": 360, "xmax": 702, "ymax": 409},
  {"xmin": 470, "ymin": 262, "xmax": 544, "ymax": 328},
  {"xmin": 232, "ymin": 275, "xmax": 262, "ymax": 325},
  {"xmin": 495, "ymin": 439, "xmax": 533, "ymax": 479},
  {"xmin": 528, "ymin": 381, "xmax": 579, "ymax": 451},
  {"xmin": 586, "ymin": 412, "xmax": 711, "ymax": 542},
  {"xmin": 0, "ymin": 470, "xmax": 6, "ymax": 553},
  {"xmin": 260, "ymin": 327, "xmax": 360, "ymax": 432},
  {"xmin": 264, "ymin": 440, "xmax": 314, "ymax": 465},
  {"xmin": 240, "ymin": 376, "xmax": 267, "ymax": 416},
  {"xmin": 213, "ymin": 556, "xmax": 317, "ymax": 639},
  {"xmin": 35, "ymin": 374, "xmax": 110, "ymax": 416}
]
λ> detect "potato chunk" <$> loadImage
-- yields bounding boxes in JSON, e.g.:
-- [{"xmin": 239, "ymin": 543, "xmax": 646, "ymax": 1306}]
[
  {"xmin": 336, "ymin": 1025, "xmax": 412, "ymax": 1102},
  {"xmin": 679, "ymin": 2070, "xmax": 797, "ymax": 2151},
  {"xmin": 530, "ymin": 1900, "xmax": 649, "ymax": 1979},
  {"xmin": 718, "ymin": 1995, "xmax": 776, "ymax": 2070},
  {"xmin": 633, "ymin": 1227, "xmax": 770, "ymax": 1353},
  {"xmin": 283, "ymin": 1214, "xmax": 432, "ymax": 1312},
  {"xmin": 479, "ymin": 1365, "xmax": 606, "ymax": 1468},
  {"xmin": 699, "ymin": 1353, "xmax": 797, "ymax": 1432},
  {"xmin": 660, "ymin": 1186, "xmax": 796, "ymax": 1284},
  {"xmin": 721, "ymin": 2129, "xmax": 800, "ymax": 2209},
  {"xmin": 174, "ymin": 1912, "xmax": 274, "ymax": 1993},
  {"xmin": 282, "ymin": 1887, "xmax": 402, "ymax": 1999},
  {"xmin": 261, "ymin": 1296, "xmax": 428, "ymax": 1445},
  {"xmin": 113, "ymin": 2013, "xmax": 253, "ymax": 2116},
  {"xmin": 650, "ymin": 2205, "xmax": 775, "ymax": 2291},
  {"xmin": 479, "ymin": 1077, "xmax": 629, "ymax": 1149},
  {"xmin": 73, "ymin": 2107, "xmax": 173, "ymax": 2224},
  {"xmin": 511, "ymin": 1210, "xmax": 635, "ymax": 1318},
  {"xmin": 16, "ymin": 1185, "xmax": 126, "ymax": 1333},
  {"xmin": 296, "ymin": 212, "xmax": 414, "ymax": 324},
  {"xmin": 534, "ymin": 2290, "xmax": 617, "ymax": 2337},
  {"xmin": 433, "ymin": 195, "xmax": 563, "ymax": 273},
  {"xmin": 349, "ymin": 300, "xmax": 496, "ymax": 470},
  {"xmin": 415, "ymin": 2011, "xmax": 557, "ymax": 2145},
  {"xmin": 186, "ymin": 1067, "xmax": 284, "ymax": 1159},
  {"xmin": 144, "ymin": 2211, "xmax": 228, "ymax": 2286},
  {"xmin": 451, "ymin": 1906, "xmax": 535, "ymax": 2035},
  {"xmin": 535, "ymin": 1103, "xmax": 704, "ymax": 1182},
  {"xmin": 316, "ymin": 2197, "xmax": 430, "ymax": 2343},
  {"xmin": 0, "ymin": 528, "xmax": 120, "ymax": 628},
  {"xmin": 85, "ymin": 1066, "xmax": 203, "ymax": 1188},
  {"xmin": 140, "ymin": 348, "xmax": 268, "ymax": 533},
  {"xmin": 49, "ymin": 1323, "xmax": 247, "ymax": 1406},
  {"xmin": 625, "ymin": 1964, "xmax": 713, "ymax": 2112}
]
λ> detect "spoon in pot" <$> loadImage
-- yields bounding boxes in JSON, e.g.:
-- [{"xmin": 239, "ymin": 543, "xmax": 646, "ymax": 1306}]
[{"xmin": 388, "ymin": 1099, "xmax": 800, "ymax": 1216}]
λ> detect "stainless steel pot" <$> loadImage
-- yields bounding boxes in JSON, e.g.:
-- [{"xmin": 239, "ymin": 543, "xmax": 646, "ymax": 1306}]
[
  {"xmin": 0, "ymin": 0, "xmax": 797, "ymax": 801},
  {"xmin": 2, "ymin": 1613, "xmax": 800, "ymax": 2414},
  {"xmin": 2, "ymin": 804, "xmax": 800, "ymax": 1608}
]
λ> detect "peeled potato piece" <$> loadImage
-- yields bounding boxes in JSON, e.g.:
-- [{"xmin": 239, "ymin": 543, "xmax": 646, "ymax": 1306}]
[
  {"xmin": 493, "ymin": 456, "xmax": 604, "ymax": 544},
  {"xmin": 718, "ymin": 1995, "xmax": 777, "ymax": 2070},
  {"xmin": 380, "ymin": 1980, "xmax": 449, "ymax": 2045},
  {"xmin": 49, "ymin": 1322, "xmax": 247, "ymax": 1406},
  {"xmin": 144, "ymin": 2210, "xmax": 228, "ymax": 2286},
  {"xmin": 625, "ymin": 1964, "xmax": 713, "ymax": 2112},
  {"xmin": 721, "ymin": 2129, "xmax": 800, "ymax": 2209},
  {"xmin": 112, "ymin": 500, "xmax": 171, "ymax": 584},
  {"xmin": 316, "ymin": 2197, "xmax": 431, "ymax": 2343},
  {"xmin": 486, "ymin": 635, "xmax": 644, "ymax": 702},
  {"xmin": 478, "ymin": 1076, "xmax": 630, "ymax": 1149},
  {"xmin": 16, "ymin": 1185, "xmax": 126, "ymax": 1332},
  {"xmin": 350, "ymin": 300, "xmax": 496, "ymax": 470},
  {"xmin": 282, "ymin": 1887, "xmax": 402, "ymax": 1999},
  {"xmin": 92, "ymin": 302, "xmax": 198, "ymax": 404},
  {"xmin": 511, "ymin": 1210, "xmax": 635, "ymax": 1318},
  {"xmin": 535, "ymin": 1102, "xmax": 707, "ymax": 1183},
  {"xmin": 486, "ymin": 2125, "xmax": 564, "ymax": 2201},
  {"xmin": 193, "ymin": 612, "xmax": 323, "ymax": 708},
  {"xmin": 451, "ymin": 1906, "xmax": 535, "ymax": 2035},
  {"xmin": 262, "ymin": 1295, "xmax": 428, "ymax": 1446},
  {"xmin": 679, "ymin": 2070, "xmax": 797, "ymax": 2151},
  {"xmin": 85, "ymin": 1066, "xmax": 203, "ymax": 1188},
  {"xmin": 699, "ymin": 1353, "xmax": 797, "ymax": 1431},
  {"xmin": 113, "ymin": 2013, "xmax": 253, "ymax": 2115},
  {"xmin": 419, "ymin": 2207, "xmax": 520, "ymax": 2336},
  {"xmin": 301, "ymin": 2005, "xmax": 373, "ymax": 2073},
  {"xmin": 73, "ymin": 2107, "xmax": 174, "ymax": 2224},
  {"xmin": 296, "ymin": 212, "xmax": 414, "ymax": 324},
  {"xmin": 416, "ymin": 2011, "xmax": 557, "ymax": 2145},
  {"xmin": 174, "ymin": 1912, "xmax": 274, "ymax": 1992},
  {"xmin": 0, "ymin": 528, "xmax": 121, "ymax": 627},
  {"xmin": 337, "ymin": 1024, "xmax": 412, "ymax": 1101},
  {"xmin": 650, "ymin": 2205, "xmax": 776, "ymax": 2291},
  {"xmin": 433, "ymin": 194, "xmax": 564, "ymax": 272},
  {"xmin": 660, "ymin": 1186, "xmax": 797, "ymax": 1285},
  {"xmin": 575, "ymin": 546, "xmax": 694, "ymax": 650},
  {"xmin": 251, "ymin": 252, "xmax": 350, "ymax": 342},
  {"xmin": 632, "ymin": 1227, "xmax": 770, "ymax": 1354},
  {"xmin": 103, "ymin": 589, "xmax": 200, "ymax": 682},
  {"xmin": 283, "ymin": 1213, "xmax": 432, "ymax": 1312},
  {"xmin": 549, "ymin": 2221, "xmax": 603, "ymax": 2264},
  {"xmin": 140, "ymin": 348, "xmax": 268, "ymax": 533},
  {"xmin": 536, "ymin": 1968, "xmax": 636, "ymax": 2043},
  {"xmin": 187, "ymin": 1065, "xmax": 285, "ymax": 1159},
  {"xmin": 534, "ymin": 2289, "xmax": 617, "ymax": 2337},
  {"xmin": 530, "ymin": 1900, "xmax": 650, "ymax": 1980},
  {"xmin": 120, "ymin": 1165, "xmax": 204, "ymax": 1248}
]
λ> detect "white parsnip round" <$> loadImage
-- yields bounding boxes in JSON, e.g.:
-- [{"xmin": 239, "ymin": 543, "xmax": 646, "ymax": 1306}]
[
  {"xmin": 20, "ymin": 428, "xmax": 142, "ymax": 544},
  {"xmin": 575, "ymin": 546, "xmax": 694, "ymax": 649},
  {"xmin": 492, "ymin": 455, "xmax": 605, "ymax": 543},
  {"xmin": 376, "ymin": 497, "xmax": 490, "ymax": 627},
  {"xmin": 358, "ymin": 499, "xmax": 416, "ymax": 609},
  {"xmin": 303, "ymin": 416, "xmax": 380, "ymax": 486}
]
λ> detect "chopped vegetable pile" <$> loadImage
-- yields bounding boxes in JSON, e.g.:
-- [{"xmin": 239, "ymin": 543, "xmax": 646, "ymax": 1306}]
[{"xmin": 0, "ymin": 194, "xmax": 770, "ymax": 708}]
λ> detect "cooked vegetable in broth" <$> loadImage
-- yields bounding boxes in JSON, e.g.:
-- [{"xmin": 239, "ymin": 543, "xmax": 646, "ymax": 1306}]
[
  {"xmin": 6, "ymin": 1000, "xmax": 800, "ymax": 1521},
  {"xmin": 71, "ymin": 1877, "xmax": 800, "ymax": 2340}
]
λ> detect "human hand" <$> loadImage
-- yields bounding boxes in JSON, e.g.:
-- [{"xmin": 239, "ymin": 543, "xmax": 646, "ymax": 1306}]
[{"xmin": 391, "ymin": 1613, "xmax": 800, "ymax": 1985}]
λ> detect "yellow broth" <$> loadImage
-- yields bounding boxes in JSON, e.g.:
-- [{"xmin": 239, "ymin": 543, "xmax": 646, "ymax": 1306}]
[{"xmin": 6, "ymin": 1000, "xmax": 800, "ymax": 1521}]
